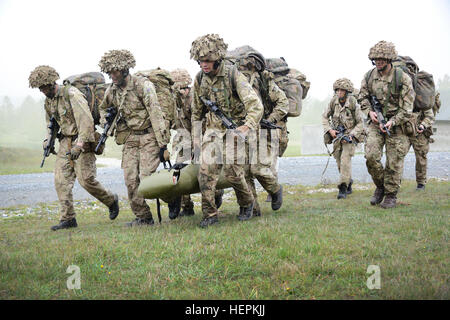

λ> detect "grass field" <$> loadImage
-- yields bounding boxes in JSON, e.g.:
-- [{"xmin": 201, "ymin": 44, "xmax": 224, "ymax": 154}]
[{"xmin": 0, "ymin": 180, "xmax": 448, "ymax": 300}]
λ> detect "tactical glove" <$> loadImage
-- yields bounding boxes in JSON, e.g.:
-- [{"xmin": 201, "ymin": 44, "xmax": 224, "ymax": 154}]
[{"xmin": 159, "ymin": 146, "xmax": 170, "ymax": 162}]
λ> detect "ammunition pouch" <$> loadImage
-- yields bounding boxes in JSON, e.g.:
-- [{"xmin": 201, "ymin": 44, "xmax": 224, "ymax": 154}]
[
  {"xmin": 115, "ymin": 128, "xmax": 131, "ymax": 145},
  {"xmin": 402, "ymin": 119, "xmax": 416, "ymax": 137}
]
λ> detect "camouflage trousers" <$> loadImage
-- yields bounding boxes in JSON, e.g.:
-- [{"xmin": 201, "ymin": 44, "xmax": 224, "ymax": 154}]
[
  {"xmin": 270, "ymin": 121, "xmax": 288, "ymax": 179},
  {"xmin": 408, "ymin": 133, "xmax": 431, "ymax": 185},
  {"xmin": 173, "ymin": 129, "xmax": 222, "ymax": 211},
  {"xmin": 122, "ymin": 131, "xmax": 161, "ymax": 219},
  {"xmin": 245, "ymin": 129, "xmax": 281, "ymax": 213},
  {"xmin": 364, "ymin": 122, "xmax": 409, "ymax": 195},
  {"xmin": 198, "ymin": 133, "xmax": 254, "ymax": 218},
  {"xmin": 55, "ymin": 137, "xmax": 115, "ymax": 221},
  {"xmin": 333, "ymin": 140, "xmax": 356, "ymax": 185}
]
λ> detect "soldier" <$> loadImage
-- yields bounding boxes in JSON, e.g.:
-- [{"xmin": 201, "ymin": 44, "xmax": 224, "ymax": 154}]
[
  {"xmin": 170, "ymin": 68, "xmax": 223, "ymax": 218},
  {"xmin": 235, "ymin": 52, "xmax": 288, "ymax": 216},
  {"xmin": 28, "ymin": 65, "xmax": 119, "ymax": 231},
  {"xmin": 358, "ymin": 41, "xmax": 415, "ymax": 208},
  {"xmin": 98, "ymin": 50, "xmax": 170, "ymax": 226},
  {"xmin": 190, "ymin": 34, "xmax": 264, "ymax": 227},
  {"xmin": 322, "ymin": 78, "xmax": 364, "ymax": 199},
  {"xmin": 407, "ymin": 94, "xmax": 438, "ymax": 190}
]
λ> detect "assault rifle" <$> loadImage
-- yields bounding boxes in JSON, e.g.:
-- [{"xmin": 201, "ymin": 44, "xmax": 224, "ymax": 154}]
[
  {"xmin": 200, "ymin": 97, "xmax": 246, "ymax": 140},
  {"xmin": 370, "ymin": 95, "xmax": 391, "ymax": 136},
  {"xmin": 40, "ymin": 116, "xmax": 60, "ymax": 168},
  {"xmin": 260, "ymin": 119, "xmax": 282, "ymax": 130},
  {"xmin": 95, "ymin": 107, "xmax": 117, "ymax": 153},
  {"xmin": 332, "ymin": 125, "xmax": 353, "ymax": 144}
]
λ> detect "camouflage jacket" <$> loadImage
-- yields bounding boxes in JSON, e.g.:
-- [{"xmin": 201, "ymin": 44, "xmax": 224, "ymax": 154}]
[
  {"xmin": 358, "ymin": 66, "xmax": 415, "ymax": 127},
  {"xmin": 99, "ymin": 74, "xmax": 170, "ymax": 147},
  {"xmin": 192, "ymin": 61, "xmax": 263, "ymax": 134},
  {"xmin": 322, "ymin": 95, "xmax": 364, "ymax": 142},
  {"xmin": 174, "ymin": 89, "xmax": 193, "ymax": 133},
  {"xmin": 44, "ymin": 85, "xmax": 95, "ymax": 144},
  {"xmin": 414, "ymin": 107, "xmax": 435, "ymax": 130},
  {"xmin": 241, "ymin": 70, "xmax": 289, "ymax": 123}
]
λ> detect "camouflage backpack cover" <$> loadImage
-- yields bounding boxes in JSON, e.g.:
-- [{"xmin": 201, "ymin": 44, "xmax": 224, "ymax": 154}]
[
  {"xmin": 63, "ymin": 72, "xmax": 109, "ymax": 125},
  {"xmin": 266, "ymin": 57, "xmax": 307, "ymax": 117},
  {"xmin": 393, "ymin": 55, "xmax": 436, "ymax": 112},
  {"xmin": 134, "ymin": 68, "xmax": 177, "ymax": 129},
  {"xmin": 225, "ymin": 45, "xmax": 266, "ymax": 71}
]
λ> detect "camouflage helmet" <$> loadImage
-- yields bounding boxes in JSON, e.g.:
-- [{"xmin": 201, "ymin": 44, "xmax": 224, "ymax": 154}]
[
  {"xmin": 266, "ymin": 57, "xmax": 290, "ymax": 74},
  {"xmin": 333, "ymin": 78, "xmax": 354, "ymax": 93},
  {"xmin": 190, "ymin": 34, "xmax": 228, "ymax": 61},
  {"xmin": 28, "ymin": 65, "xmax": 59, "ymax": 88},
  {"xmin": 98, "ymin": 49, "xmax": 136, "ymax": 73},
  {"xmin": 170, "ymin": 68, "xmax": 192, "ymax": 89},
  {"xmin": 368, "ymin": 41, "xmax": 398, "ymax": 61}
]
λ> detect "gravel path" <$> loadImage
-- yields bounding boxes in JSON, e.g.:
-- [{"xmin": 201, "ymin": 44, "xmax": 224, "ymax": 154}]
[{"xmin": 1, "ymin": 152, "xmax": 449, "ymax": 208}]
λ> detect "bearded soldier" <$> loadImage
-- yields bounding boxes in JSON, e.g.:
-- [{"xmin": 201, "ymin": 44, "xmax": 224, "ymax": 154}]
[
  {"xmin": 234, "ymin": 50, "xmax": 288, "ymax": 216},
  {"xmin": 358, "ymin": 41, "xmax": 415, "ymax": 208},
  {"xmin": 98, "ymin": 50, "xmax": 170, "ymax": 226},
  {"xmin": 170, "ymin": 68, "xmax": 223, "ymax": 218},
  {"xmin": 322, "ymin": 78, "xmax": 364, "ymax": 199},
  {"xmin": 190, "ymin": 34, "xmax": 264, "ymax": 227},
  {"xmin": 29, "ymin": 65, "xmax": 119, "ymax": 231}
]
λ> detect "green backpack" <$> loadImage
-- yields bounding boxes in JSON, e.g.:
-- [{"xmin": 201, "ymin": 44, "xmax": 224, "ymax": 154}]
[
  {"xmin": 134, "ymin": 68, "xmax": 177, "ymax": 128},
  {"xmin": 63, "ymin": 72, "xmax": 109, "ymax": 125},
  {"xmin": 266, "ymin": 57, "xmax": 307, "ymax": 117},
  {"xmin": 392, "ymin": 55, "xmax": 436, "ymax": 112}
]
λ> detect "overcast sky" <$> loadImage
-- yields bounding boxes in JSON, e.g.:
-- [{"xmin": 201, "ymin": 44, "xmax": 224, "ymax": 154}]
[{"xmin": 0, "ymin": 0, "xmax": 449, "ymax": 103}]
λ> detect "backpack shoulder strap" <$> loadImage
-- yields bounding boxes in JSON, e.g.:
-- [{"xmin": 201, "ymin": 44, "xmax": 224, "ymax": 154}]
[{"xmin": 365, "ymin": 68, "xmax": 376, "ymax": 94}]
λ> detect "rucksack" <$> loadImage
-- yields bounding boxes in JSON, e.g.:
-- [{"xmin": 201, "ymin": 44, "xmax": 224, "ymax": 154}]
[
  {"xmin": 266, "ymin": 58, "xmax": 307, "ymax": 117},
  {"xmin": 63, "ymin": 72, "xmax": 109, "ymax": 125},
  {"xmin": 392, "ymin": 55, "xmax": 436, "ymax": 111},
  {"xmin": 134, "ymin": 68, "xmax": 177, "ymax": 128}
]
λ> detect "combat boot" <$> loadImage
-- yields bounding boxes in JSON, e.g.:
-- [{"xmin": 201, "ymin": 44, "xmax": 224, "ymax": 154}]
[
  {"xmin": 337, "ymin": 183, "xmax": 347, "ymax": 199},
  {"xmin": 238, "ymin": 201, "xmax": 254, "ymax": 221},
  {"xmin": 180, "ymin": 207, "xmax": 195, "ymax": 216},
  {"xmin": 253, "ymin": 202, "xmax": 261, "ymax": 217},
  {"xmin": 416, "ymin": 183, "xmax": 425, "ymax": 191},
  {"xmin": 168, "ymin": 197, "xmax": 181, "ymax": 220},
  {"xmin": 271, "ymin": 185, "xmax": 283, "ymax": 210},
  {"xmin": 215, "ymin": 189, "xmax": 224, "ymax": 209},
  {"xmin": 347, "ymin": 179, "xmax": 353, "ymax": 194},
  {"xmin": 126, "ymin": 217, "xmax": 154, "ymax": 227},
  {"xmin": 199, "ymin": 215, "xmax": 218, "ymax": 228},
  {"xmin": 51, "ymin": 218, "xmax": 78, "ymax": 231},
  {"xmin": 380, "ymin": 194, "xmax": 397, "ymax": 209},
  {"xmin": 370, "ymin": 187, "xmax": 385, "ymax": 205},
  {"xmin": 108, "ymin": 194, "xmax": 120, "ymax": 220}
]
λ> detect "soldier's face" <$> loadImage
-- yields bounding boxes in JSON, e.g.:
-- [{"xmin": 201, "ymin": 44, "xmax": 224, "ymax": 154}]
[
  {"xmin": 108, "ymin": 70, "xmax": 123, "ymax": 85},
  {"xmin": 374, "ymin": 58, "xmax": 388, "ymax": 71},
  {"xmin": 336, "ymin": 89, "xmax": 347, "ymax": 99},
  {"xmin": 39, "ymin": 84, "xmax": 56, "ymax": 99},
  {"xmin": 199, "ymin": 60, "xmax": 215, "ymax": 74}
]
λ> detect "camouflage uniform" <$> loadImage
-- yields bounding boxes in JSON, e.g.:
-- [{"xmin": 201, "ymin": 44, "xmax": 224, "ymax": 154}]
[
  {"xmin": 265, "ymin": 59, "xmax": 305, "ymax": 179},
  {"xmin": 171, "ymin": 69, "xmax": 196, "ymax": 212},
  {"xmin": 322, "ymin": 79, "xmax": 364, "ymax": 189},
  {"xmin": 190, "ymin": 34, "xmax": 264, "ymax": 223},
  {"xmin": 29, "ymin": 66, "xmax": 116, "ymax": 223},
  {"xmin": 99, "ymin": 50, "xmax": 170, "ymax": 221},
  {"xmin": 358, "ymin": 41, "xmax": 415, "ymax": 206},
  {"xmin": 238, "ymin": 58, "xmax": 289, "ymax": 214},
  {"xmin": 408, "ymin": 107, "xmax": 435, "ymax": 187}
]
